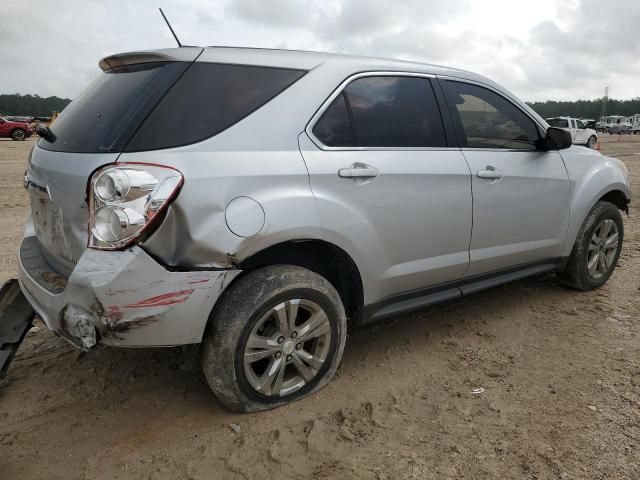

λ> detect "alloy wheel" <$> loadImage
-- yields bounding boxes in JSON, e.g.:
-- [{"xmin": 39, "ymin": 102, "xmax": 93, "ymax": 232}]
[
  {"xmin": 587, "ymin": 219, "xmax": 619, "ymax": 279},
  {"xmin": 243, "ymin": 299, "xmax": 332, "ymax": 397}
]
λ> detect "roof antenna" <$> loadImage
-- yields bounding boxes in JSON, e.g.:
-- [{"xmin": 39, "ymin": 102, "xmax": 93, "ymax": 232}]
[{"xmin": 159, "ymin": 8, "xmax": 182, "ymax": 47}]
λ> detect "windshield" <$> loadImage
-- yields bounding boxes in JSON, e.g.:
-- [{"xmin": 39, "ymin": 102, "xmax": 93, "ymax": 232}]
[
  {"xmin": 547, "ymin": 118, "xmax": 568, "ymax": 128},
  {"xmin": 38, "ymin": 62, "xmax": 189, "ymax": 153}
]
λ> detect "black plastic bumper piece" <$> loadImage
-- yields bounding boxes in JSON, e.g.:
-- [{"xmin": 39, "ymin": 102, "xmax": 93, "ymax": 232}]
[{"xmin": 0, "ymin": 279, "xmax": 35, "ymax": 378}]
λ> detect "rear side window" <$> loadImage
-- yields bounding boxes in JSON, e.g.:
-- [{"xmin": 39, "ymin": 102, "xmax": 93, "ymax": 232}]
[
  {"xmin": 312, "ymin": 93, "xmax": 355, "ymax": 147},
  {"xmin": 312, "ymin": 76, "xmax": 447, "ymax": 148},
  {"xmin": 39, "ymin": 62, "xmax": 305, "ymax": 153},
  {"xmin": 444, "ymin": 81, "xmax": 540, "ymax": 150},
  {"xmin": 126, "ymin": 63, "xmax": 306, "ymax": 151}
]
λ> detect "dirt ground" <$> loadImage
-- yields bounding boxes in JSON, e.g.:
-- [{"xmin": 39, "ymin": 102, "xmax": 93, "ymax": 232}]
[{"xmin": 0, "ymin": 135, "xmax": 639, "ymax": 480}]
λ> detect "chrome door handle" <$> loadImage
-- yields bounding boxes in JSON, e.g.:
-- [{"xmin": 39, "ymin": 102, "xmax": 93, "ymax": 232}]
[
  {"xmin": 476, "ymin": 167, "xmax": 503, "ymax": 180},
  {"xmin": 338, "ymin": 163, "xmax": 379, "ymax": 179}
]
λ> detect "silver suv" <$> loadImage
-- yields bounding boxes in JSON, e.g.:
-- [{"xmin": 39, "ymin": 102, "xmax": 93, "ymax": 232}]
[{"xmin": 18, "ymin": 47, "xmax": 631, "ymax": 411}]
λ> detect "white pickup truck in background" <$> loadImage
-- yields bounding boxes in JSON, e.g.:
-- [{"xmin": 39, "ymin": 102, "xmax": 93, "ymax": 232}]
[{"xmin": 546, "ymin": 116, "xmax": 598, "ymax": 148}]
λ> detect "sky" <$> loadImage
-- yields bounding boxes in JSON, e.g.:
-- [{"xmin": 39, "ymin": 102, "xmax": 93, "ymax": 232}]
[{"xmin": 2, "ymin": 0, "xmax": 639, "ymax": 102}]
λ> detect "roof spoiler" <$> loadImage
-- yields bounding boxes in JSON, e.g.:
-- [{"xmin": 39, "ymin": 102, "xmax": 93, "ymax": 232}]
[{"xmin": 98, "ymin": 47, "xmax": 203, "ymax": 71}]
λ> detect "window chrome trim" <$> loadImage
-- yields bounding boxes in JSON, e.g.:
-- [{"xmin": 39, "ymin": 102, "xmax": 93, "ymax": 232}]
[{"xmin": 305, "ymin": 71, "xmax": 460, "ymax": 152}]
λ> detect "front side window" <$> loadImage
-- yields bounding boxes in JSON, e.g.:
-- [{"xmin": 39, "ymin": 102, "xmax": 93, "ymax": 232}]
[
  {"xmin": 445, "ymin": 81, "xmax": 540, "ymax": 150},
  {"xmin": 312, "ymin": 75, "xmax": 447, "ymax": 148},
  {"xmin": 576, "ymin": 120, "xmax": 586, "ymax": 129}
]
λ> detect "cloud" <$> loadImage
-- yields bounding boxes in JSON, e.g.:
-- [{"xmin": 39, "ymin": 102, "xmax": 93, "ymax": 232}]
[{"xmin": 1, "ymin": 0, "xmax": 639, "ymax": 101}]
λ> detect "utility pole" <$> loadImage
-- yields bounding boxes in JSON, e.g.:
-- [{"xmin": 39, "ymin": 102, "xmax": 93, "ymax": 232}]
[{"xmin": 600, "ymin": 86, "xmax": 609, "ymax": 120}]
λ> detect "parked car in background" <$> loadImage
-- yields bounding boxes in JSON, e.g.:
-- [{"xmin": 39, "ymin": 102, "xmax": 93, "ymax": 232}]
[
  {"xmin": 0, "ymin": 116, "xmax": 34, "ymax": 140},
  {"xmin": 17, "ymin": 47, "xmax": 631, "ymax": 411},
  {"xmin": 597, "ymin": 115, "xmax": 632, "ymax": 133},
  {"xmin": 547, "ymin": 116, "xmax": 598, "ymax": 148},
  {"xmin": 5, "ymin": 116, "xmax": 34, "ymax": 124},
  {"xmin": 609, "ymin": 123, "xmax": 632, "ymax": 135}
]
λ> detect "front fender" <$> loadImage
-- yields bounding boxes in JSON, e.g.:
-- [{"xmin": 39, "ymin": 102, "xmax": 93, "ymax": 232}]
[{"xmin": 562, "ymin": 147, "xmax": 631, "ymax": 257}]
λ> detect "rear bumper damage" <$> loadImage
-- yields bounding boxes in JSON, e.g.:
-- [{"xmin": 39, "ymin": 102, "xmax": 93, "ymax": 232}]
[{"xmin": 18, "ymin": 235, "xmax": 240, "ymax": 349}]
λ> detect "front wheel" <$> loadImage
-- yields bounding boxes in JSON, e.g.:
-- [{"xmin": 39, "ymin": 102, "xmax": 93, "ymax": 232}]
[
  {"xmin": 11, "ymin": 129, "xmax": 26, "ymax": 141},
  {"xmin": 559, "ymin": 201, "xmax": 623, "ymax": 290},
  {"xmin": 202, "ymin": 265, "xmax": 347, "ymax": 412},
  {"xmin": 587, "ymin": 135, "xmax": 597, "ymax": 149}
]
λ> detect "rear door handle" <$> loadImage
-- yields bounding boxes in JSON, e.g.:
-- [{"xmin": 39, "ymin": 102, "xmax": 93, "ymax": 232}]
[
  {"xmin": 338, "ymin": 163, "xmax": 379, "ymax": 179},
  {"xmin": 476, "ymin": 166, "xmax": 503, "ymax": 180}
]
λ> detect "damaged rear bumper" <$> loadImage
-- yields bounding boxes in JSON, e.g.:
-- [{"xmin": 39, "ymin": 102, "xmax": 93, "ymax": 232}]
[{"xmin": 18, "ymin": 235, "xmax": 240, "ymax": 349}]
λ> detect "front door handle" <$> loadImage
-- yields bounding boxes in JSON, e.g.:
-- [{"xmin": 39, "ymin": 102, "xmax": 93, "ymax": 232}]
[
  {"xmin": 476, "ymin": 166, "xmax": 503, "ymax": 180},
  {"xmin": 338, "ymin": 162, "xmax": 379, "ymax": 179}
]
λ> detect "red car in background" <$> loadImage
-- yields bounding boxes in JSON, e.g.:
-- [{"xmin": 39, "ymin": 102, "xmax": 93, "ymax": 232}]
[{"xmin": 0, "ymin": 116, "xmax": 34, "ymax": 140}]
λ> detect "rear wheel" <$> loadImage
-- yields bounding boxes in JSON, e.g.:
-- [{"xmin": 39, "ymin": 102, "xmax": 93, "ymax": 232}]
[
  {"xmin": 11, "ymin": 129, "xmax": 26, "ymax": 141},
  {"xmin": 559, "ymin": 201, "xmax": 623, "ymax": 290},
  {"xmin": 201, "ymin": 265, "xmax": 347, "ymax": 412}
]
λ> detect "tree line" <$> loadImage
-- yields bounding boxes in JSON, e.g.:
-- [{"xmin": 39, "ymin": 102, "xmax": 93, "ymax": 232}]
[
  {"xmin": 0, "ymin": 94, "xmax": 71, "ymax": 117},
  {"xmin": 526, "ymin": 98, "xmax": 640, "ymax": 119},
  {"xmin": 2, "ymin": 92, "xmax": 640, "ymax": 121}
]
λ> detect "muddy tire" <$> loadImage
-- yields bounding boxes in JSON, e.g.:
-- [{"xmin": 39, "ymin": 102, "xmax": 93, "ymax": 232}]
[
  {"xmin": 587, "ymin": 135, "xmax": 596, "ymax": 149},
  {"xmin": 202, "ymin": 265, "xmax": 347, "ymax": 412},
  {"xmin": 559, "ymin": 201, "xmax": 623, "ymax": 290},
  {"xmin": 11, "ymin": 129, "xmax": 26, "ymax": 141}
]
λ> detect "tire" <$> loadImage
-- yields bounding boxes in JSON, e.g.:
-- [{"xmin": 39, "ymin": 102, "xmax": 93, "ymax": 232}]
[
  {"xmin": 11, "ymin": 129, "xmax": 26, "ymax": 141},
  {"xmin": 587, "ymin": 135, "xmax": 596, "ymax": 149},
  {"xmin": 559, "ymin": 201, "xmax": 623, "ymax": 290},
  {"xmin": 202, "ymin": 265, "xmax": 347, "ymax": 412}
]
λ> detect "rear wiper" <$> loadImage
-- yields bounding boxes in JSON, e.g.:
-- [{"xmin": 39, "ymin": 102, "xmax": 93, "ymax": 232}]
[{"xmin": 36, "ymin": 125, "xmax": 56, "ymax": 143}]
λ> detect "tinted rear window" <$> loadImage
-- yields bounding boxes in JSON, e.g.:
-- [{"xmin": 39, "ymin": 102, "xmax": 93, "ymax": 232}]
[
  {"xmin": 39, "ymin": 62, "xmax": 188, "ymax": 153},
  {"xmin": 312, "ymin": 92, "xmax": 355, "ymax": 147},
  {"xmin": 312, "ymin": 76, "xmax": 447, "ymax": 148},
  {"xmin": 345, "ymin": 76, "xmax": 446, "ymax": 147},
  {"xmin": 125, "ymin": 63, "xmax": 306, "ymax": 151},
  {"xmin": 39, "ymin": 62, "xmax": 305, "ymax": 153}
]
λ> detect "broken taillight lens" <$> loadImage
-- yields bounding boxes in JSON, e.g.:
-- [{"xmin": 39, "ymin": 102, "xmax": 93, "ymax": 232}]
[{"xmin": 88, "ymin": 163, "xmax": 183, "ymax": 250}]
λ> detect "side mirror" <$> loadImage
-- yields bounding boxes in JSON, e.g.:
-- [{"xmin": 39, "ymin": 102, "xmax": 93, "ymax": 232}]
[{"xmin": 539, "ymin": 126, "xmax": 572, "ymax": 150}]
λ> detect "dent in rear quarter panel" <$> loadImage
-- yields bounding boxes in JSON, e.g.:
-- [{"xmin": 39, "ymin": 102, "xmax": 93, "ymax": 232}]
[
  {"xmin": 560, "ymin": 146, "xmax": 632, "ymax": 257},
  {"xmin": 119, "ymin": 148, "xmax": 322, "ymax": 269}
]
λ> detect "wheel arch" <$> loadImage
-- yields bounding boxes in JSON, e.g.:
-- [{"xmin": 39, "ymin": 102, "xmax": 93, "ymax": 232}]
[
  {"xmin": 599, "ymin": 189, "xmax": 630, "ymax": 214},
  {"xmin": 564, "ymin": 184, "xmax": 631, "ymax": 257},
  {"xmin": 235, "ymin": 239, "xmax": 365, "ymax": 325}
]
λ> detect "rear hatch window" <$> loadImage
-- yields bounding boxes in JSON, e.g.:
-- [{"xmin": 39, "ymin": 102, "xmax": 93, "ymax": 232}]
[
  {"xmin": 39, "ymin": 62, "xmax": 306, "ymax": 153},
  {"xmin": 39, "ymin": 62, "xmax": 188, "ymax": 153}
]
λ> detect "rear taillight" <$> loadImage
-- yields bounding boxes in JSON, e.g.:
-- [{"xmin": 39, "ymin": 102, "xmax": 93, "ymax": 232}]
[{"xmin": 88, "ymin": 163, "xmax": 183, "ymax": 250}]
